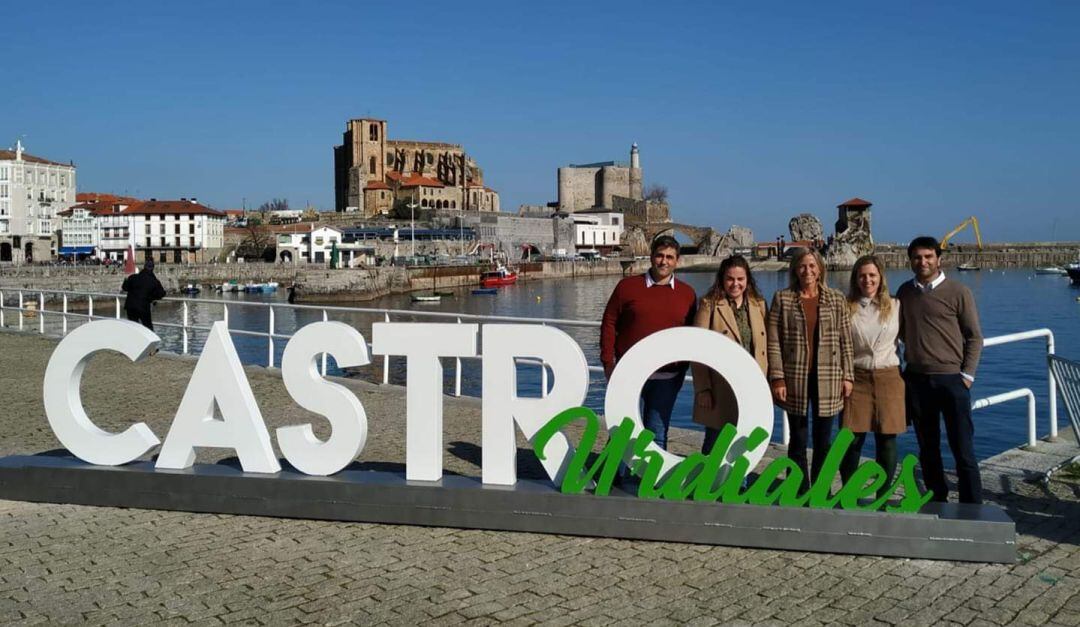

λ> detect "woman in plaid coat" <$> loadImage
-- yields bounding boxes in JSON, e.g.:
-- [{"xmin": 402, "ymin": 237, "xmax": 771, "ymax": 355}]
[{"xmin": 767, "ymin": 249, "xmax": 854, "ymax": 492}]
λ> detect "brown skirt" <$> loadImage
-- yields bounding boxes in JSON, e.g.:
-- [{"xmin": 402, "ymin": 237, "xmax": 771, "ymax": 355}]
[{"xmin": 842, "ymin": 367, "xmax": 906, "ymax": 434}]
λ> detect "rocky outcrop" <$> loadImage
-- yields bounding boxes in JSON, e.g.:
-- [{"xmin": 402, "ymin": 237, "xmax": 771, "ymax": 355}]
[
  {"xmin": 622, "ymin": 226, "xmax": 651, "ymax": 257},
  {"xmin": 788, "ymin": 214, "xmax": 824, "ymax": 243},
  {"xmin": 827, "ymin": 210, "xmax": 874, "ymax": 268},
  {"xmin": 696, "ymin": 226, "xmax": 754, "ymax": 257}
]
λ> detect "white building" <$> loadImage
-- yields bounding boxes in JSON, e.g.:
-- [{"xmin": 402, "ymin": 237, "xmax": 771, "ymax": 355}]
[
  {"xmin": 0, "ymin": 140, "xmax": 76, "ymax": 262},
  {"xmin": 571, "ymin": 210, "xmax": 624, "ymax": 256},
  {"xmin": 123, "ymin": 198, "xmax": 226, "ymax": 264},
  {"xmin": 276, "ymin": 225, "xmax": 374, "ymax": 267},
  {"xmin": 56, "ymin": 206, "xmax": 102, "ymax": 258}
]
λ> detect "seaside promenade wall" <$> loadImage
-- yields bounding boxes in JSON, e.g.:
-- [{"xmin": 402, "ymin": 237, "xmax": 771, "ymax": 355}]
[{"xmin": 0, "ymin": 257, "xmax": 692, "ymax": 302}]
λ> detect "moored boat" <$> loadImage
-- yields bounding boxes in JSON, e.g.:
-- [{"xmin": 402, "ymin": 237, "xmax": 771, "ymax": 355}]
[
  {"xmin": 411, "ymin": 294, "xmax": 441, "ymax": 303},
  {"xmin": 1067, "ymin": 266, "xmax": 1080, "ymax": 285},
  {"xmin": 480, "ymin": 265, "xmax": 518, "ymax": 287},
  {"xmin": 957, "ymin": 263, "xmax": 980, "ymax": 272},
  {"xmin": 471, "ymin": 287, "xmax": 498, "ymax": 295},
  {"xmin": 180, "ymin": 284, "xmax": 201, "ymax": 295},
  {"xmin": 1035, "ymin": 266, "xmax": 1068, "ymax": 275}
]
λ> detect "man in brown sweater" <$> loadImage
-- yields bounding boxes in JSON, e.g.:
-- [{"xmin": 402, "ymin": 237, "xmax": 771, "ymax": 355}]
[{"xmin": 897, "ymin": 236, "xmax": 984, "ymax": 504}]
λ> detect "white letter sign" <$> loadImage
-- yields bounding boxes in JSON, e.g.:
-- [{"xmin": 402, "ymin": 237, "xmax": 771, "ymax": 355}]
[
  {"xmin": 156, "ymin": 322, "xmax": 280, "ymax": 474},
  {"xmin": 372, "ymin": 322, "xmax": 478, "ymax": 481},
  {"xmin": 481, "ymin": 324, "xmax": 589, "ymax": 486},
  {"xmin": 278, "ymin": 321, "xmax": 371, "ymax": 476},
  {"xmin": 605, "ymin": 326, "xmax": 774, "ymax": 480},
  {"xmin": 43, "ymin": 320, "xmax": 161, "ymax": 466}
]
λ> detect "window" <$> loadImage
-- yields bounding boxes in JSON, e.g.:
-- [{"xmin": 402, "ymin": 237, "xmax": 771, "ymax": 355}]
[
  {"xmin": 0, "ymin": 168, "xmax": 7, "ymax": 181},
  {"xmin": 0, "ymin": 184, "xmax": 7, "ymax": 198},
  {"xmin": 451, "ymin": 200, "xmax": 456, "ymax": 209},
  {"xmin": 175, "ymin": 224, "xmax": 181, "ymax": 234},
  {"xmin": 189, "ymin": 224, "xmax": 195, "ymax": 234},
  {"xmin": 145, "ymin": 224, "xmax": 152, "ymax": 235},
  {"xmin": 369, "ymin": 156, "xmax": 376, "ymax": 174},
  {"xmin": 386, "ymin": 153, "xmax": 394, "ymax": 166},
  {"xmin": 369, "ymin": 123, "xmax": 379, "ymax": 141}
]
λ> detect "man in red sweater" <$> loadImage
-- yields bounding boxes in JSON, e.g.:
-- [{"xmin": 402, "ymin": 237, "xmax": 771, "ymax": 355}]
[{"xmin": 601, "ymin": 235, "xmax": 697, "ymax": 450}]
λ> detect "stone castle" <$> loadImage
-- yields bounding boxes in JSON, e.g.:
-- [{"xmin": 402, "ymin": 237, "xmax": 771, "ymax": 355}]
[
  {"xmin": 333, "ymin": 119, "xmax": 500, "ymax": 217},
  {"xmin": 557, "ymin": 144, "xmax": 643, "ymax": 212}
]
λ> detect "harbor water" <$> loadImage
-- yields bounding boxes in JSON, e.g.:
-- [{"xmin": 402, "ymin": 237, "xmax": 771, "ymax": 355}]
[{"xmin": 137, "ymin": 268, "xmax": 1080, "ymax": 462}]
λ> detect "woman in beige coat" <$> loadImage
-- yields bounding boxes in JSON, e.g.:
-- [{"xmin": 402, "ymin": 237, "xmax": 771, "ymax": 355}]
[{"xmin": 691, "ymin": 255, "xmax": 768, "ymax": 453}]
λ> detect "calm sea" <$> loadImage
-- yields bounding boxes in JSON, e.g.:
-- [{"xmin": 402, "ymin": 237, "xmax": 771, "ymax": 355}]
[{"xmin": 150, "ymin": 267, "xmax": 1080, "ymax": 462}]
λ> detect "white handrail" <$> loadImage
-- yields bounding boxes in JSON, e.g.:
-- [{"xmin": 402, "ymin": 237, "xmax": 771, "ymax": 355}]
[
  {"xmin": 972, "ymin": 388, "xmax": 1037, "ymax": 448},
  {"xmin": 982, "ymin": 328, "xmax": 1057, "ymax": 440}
]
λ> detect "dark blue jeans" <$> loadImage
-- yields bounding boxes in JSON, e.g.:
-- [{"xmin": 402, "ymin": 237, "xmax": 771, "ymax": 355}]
[
  {"xmin": 785, "ymin": 375, "xmax": 838, "ymax": 493},
  {"xmin": 640, "ymin": 376, "xmax": 685, "ymax": 450},
  {"xmin": 906, "ymin": 371, "xmax": 982, "ymax": 504}
]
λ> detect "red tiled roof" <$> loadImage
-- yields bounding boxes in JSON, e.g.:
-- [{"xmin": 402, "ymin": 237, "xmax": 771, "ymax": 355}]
[
  {"xmin": 122, "ymin": 200, "xmax": 226, "ymax": 217},
  {"xmin": 385, "ymin": 171, "xmax": 403, "ymax": 182},
  {"xmin": 364, "ymin": 181, "xmax": 391, "ymax": 190},
  {"xmin": 58, "ymin": 200, "xmax": 132, "ymax": 217},
  {"xmin": 837, "ymin": 197, "xmax": 872, "ymax": 208},
  {"xmin": 77, "ymin": 192, "xmax": 139, "ymax": 204},
  {"xmin": 399, "ymin": 173, "xmax": 444, "ymax": 188},
  {"xmin": 0, "ymin": 150, "xmax": 71, "ymax": 166}
]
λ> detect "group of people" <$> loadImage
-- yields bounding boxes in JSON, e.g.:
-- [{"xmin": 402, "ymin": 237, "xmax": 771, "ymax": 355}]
[{"xmin": 600, "ymin": 235, "xmax": 984, "ymax": 504}]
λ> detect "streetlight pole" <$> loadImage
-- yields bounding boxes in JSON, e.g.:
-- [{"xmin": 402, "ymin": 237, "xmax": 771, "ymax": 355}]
[{"xmin": 406, "ymin": 196, "xmax": 418, "ymax": 260}]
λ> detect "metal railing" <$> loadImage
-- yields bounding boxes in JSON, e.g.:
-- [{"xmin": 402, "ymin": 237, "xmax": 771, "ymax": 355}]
[{"xmin": 0, "ymin": 288, "xmax": 1061, "ymax": 448}]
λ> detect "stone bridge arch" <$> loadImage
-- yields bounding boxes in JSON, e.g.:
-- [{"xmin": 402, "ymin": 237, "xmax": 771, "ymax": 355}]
[{"xmin": 641, "ymin": 223, "xmax": 712, "ymax": 246}]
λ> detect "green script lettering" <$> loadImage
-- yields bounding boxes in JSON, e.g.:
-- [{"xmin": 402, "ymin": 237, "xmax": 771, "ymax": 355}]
[
  {"xmin": 532, "ymin": 406, "xmax": 633, "ymax": 496},
  {"xmin": 532, "ymin": 409, "xmax": 934, "ymax": 513}
]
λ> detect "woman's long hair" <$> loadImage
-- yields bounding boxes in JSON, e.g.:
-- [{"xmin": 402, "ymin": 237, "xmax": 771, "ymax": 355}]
[
  {"xmin": 786, "ymin": 248, "xmax": 828, "ymax": 292},
  {"xmin": 709, "ymin": 254, "xmax": 762, "ymax": 302},
  {"xmin": 847, "ymin": 255, "xmax": 892, "ymax": 321}
]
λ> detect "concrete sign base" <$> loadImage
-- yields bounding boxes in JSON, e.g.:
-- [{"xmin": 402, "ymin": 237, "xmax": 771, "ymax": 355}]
[{"xmin": 0, "ymin": 454, "xmax": 1015, "ymax": 563}]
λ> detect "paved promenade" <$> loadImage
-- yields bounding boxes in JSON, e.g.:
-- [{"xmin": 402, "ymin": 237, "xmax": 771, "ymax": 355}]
[{"xmin": 1, "ymin": 329, "xmax": 1079, "ymax": 625}]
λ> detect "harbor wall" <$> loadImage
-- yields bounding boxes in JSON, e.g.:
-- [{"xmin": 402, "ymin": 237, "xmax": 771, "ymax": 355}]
[{"xmin": 871, "ymin": 243, "xmax": 1080, "ymax": 269}]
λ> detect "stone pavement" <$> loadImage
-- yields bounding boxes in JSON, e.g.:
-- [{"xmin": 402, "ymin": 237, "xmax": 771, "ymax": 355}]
[{"xmin": 1, "ymin": 329, "xmax": 1079, "ymax": 625}]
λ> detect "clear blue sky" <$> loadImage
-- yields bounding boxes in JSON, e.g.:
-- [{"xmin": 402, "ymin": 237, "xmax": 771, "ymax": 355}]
[{"xmin": 3, "ymin": 1, "xmax": 1077, "ymax": 243}]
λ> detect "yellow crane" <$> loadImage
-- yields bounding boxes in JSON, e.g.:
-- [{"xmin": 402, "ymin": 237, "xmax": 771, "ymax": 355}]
[{"xmin": 941, "ymin": 216, "xmax": 983, "ymax": 250}]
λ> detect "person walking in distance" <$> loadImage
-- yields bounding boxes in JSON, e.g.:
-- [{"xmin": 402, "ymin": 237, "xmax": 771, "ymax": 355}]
[
  {"xmin": 767, "ymin": 248, "xmax": 854, "ymax": 493},
  {"xmin": 839, "ymin": 255, "xmax": 906, "ymax": 497},
  {"xmin": 600, "ymin": 235, "xmax": 697, "ymax": 450},
  {"xmin": 897, "ymin": 236, "xmax": 984, "ymax": 504},
  {"xmin": 690, "ymin": 255, "xmax": 768, "ymax": 454},
  {"xmin": 122, "ymin": 258, "xmax": 166, "ymax": 331}
]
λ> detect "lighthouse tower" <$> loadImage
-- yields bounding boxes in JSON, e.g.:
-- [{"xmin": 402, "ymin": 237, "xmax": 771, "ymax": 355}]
[{"xmin": 629, "ymin": 143, "xmax": 643, "ymax": 200}]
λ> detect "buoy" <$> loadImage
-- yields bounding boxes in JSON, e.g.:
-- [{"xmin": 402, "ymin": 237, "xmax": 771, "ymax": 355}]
[{"xmin": 536, "ymin": 296, "xmax": 542, "ymax": 303}]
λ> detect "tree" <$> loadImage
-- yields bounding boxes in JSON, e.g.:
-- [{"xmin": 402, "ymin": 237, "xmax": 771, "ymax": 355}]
[
  {"xmin": 257, "ymin": 198, "xmax": 289, "ymax": 213},
  {"xmin": 237, "ymin": 216, "xmax": 273, "ymax": 260},
  {"xmin": 644, "ymin": 184, "xmax": 668, "ymax": 202}
]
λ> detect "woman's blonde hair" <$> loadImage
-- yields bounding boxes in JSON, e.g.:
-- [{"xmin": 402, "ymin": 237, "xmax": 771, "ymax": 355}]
[
  {"xmin": 847, "ymin": 255, "xmax": 892, "ymax": 321},
  {"xmin": 787, "ymin": 248, "xmax": 828, "ymax": 292}
]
